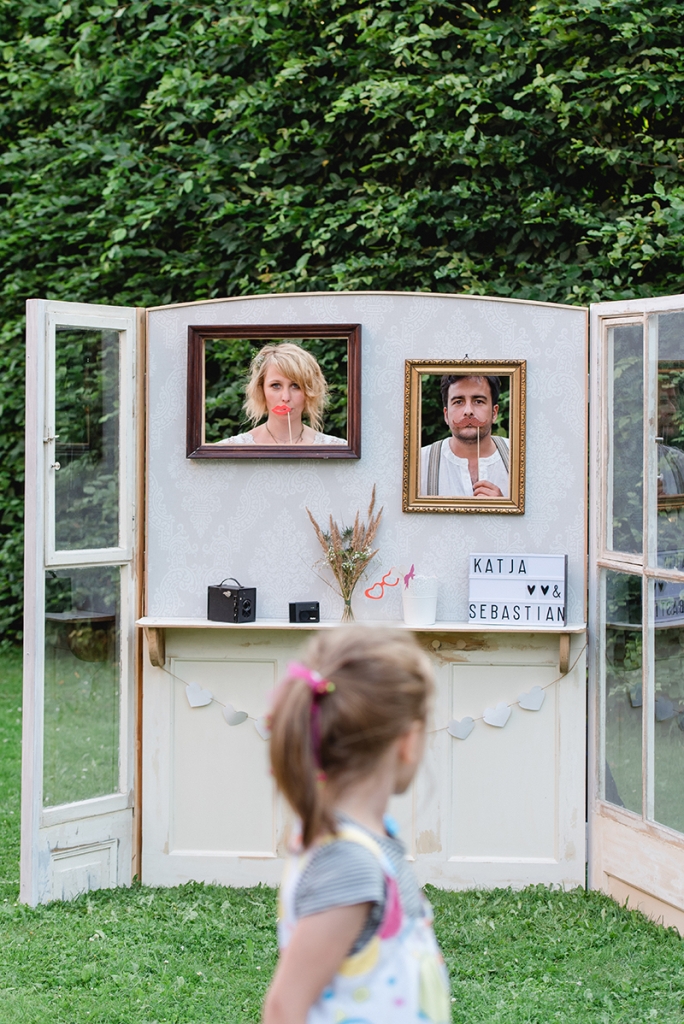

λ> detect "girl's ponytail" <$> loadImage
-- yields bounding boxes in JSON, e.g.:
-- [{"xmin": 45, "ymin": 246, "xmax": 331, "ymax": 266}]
[
  {"xmin": 269, "ymin": 666, "xmax": 336, "ymax": 847},
  {"xmin": 269, "ymin": 626, "xmax": 433, "ymax": 849}
]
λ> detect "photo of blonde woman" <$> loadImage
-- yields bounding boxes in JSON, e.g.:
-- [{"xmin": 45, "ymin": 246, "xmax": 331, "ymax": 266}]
[{"xmin": 217, "ymin": 342, "xmax": 346, "ymax": 446}]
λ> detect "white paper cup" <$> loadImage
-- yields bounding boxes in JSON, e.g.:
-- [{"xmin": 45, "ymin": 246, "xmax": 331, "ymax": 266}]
[{"xmin": 402, "ymin": 576, "xmax": 438, "ymax": 626}]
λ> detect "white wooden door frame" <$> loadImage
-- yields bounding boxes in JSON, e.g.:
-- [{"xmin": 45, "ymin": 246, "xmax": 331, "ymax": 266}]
[
  {"xmin": 588, "ymin": 292, "xmax": 684, "ymax": 930},
  {"xmin": 21, "ymin": 299, "xmax": 140, "ymax": 906}
]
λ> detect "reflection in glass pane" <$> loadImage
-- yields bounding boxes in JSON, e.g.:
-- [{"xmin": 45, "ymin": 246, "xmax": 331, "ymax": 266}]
[
  {"xmin": 55, "ymin": 328, "xmax": 119, "ymax": 549},
  {"xmin": 604, "ymin": 571, "xmax": 642, "ymax": 813},
  {"xmin": 653, "ymin": 580, "xmax": 684, "ymax": 833},
  {"xmin": 203, "ymin": 336, "xmax": 348, "ymax": 444},
  {"xmin": 43, "ymin": 566, "xmax": 120, "ymax": 807},
  {"xmin": 609, "ymin": 324, "xmax": 643, "ymax": 553},
  {"xmin": 656, "ymin": 313, "xmax": 684, "ymax": 569}
]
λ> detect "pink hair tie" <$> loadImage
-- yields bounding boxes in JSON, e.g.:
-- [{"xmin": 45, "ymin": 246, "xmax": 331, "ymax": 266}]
[
  {"xmin": 287, "ymin": 662, "xmax": 335, "ymax": 695},
  {"xmin": 286, "ymin": 662, "xmax": 334, "ymax": 769}
]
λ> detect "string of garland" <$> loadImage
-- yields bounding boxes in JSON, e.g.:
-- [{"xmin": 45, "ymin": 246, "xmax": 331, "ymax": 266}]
[
  {"xmin": 430, "ymin": 642, "xmax": 588, "ymax": 740},
  {"xmin": 162, "ymin": 642, "xmax": 587, "ymax": 743}
]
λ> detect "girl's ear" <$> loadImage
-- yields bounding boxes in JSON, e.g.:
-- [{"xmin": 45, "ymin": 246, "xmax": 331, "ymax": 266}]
[{"xmin": 397, "ymin": 720, "xmax": 425, "ymax": 767}]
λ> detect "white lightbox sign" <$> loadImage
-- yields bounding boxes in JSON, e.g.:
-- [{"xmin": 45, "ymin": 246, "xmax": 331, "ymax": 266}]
[{"xmin": 468, "ymin": 553, "xmax": 567, "ymax": 626}]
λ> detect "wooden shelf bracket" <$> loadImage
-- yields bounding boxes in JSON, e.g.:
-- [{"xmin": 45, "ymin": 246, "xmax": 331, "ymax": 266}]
[
  {"xmin": 559, "ymin": 633, "xmax": 571, "ymax": 675},
  {"xmin": 144, "ymin": 626, "xmax": 166, "ymax": 667}
]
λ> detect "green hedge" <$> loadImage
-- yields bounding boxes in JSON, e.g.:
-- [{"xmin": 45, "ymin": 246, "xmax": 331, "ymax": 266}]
[{"xmin": 1, "ymin": 0, "xmax": 684, "ymax": 641}]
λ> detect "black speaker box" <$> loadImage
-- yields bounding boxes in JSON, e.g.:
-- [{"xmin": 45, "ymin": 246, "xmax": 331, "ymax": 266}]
[
  {"xmin": 207, "ymin": 578, "xmax": 256, "ymax": 623},
  {"xmin": 289, "ymin": 601, "xmax": 320, "ymax": 623}
]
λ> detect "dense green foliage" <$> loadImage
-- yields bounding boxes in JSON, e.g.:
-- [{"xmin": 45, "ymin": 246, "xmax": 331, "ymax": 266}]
[{"xmin": 2, "ymin": 0, "xmax": 684, "ymax": 637}]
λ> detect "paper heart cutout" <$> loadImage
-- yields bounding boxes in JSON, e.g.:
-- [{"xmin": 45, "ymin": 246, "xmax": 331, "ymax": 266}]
[
  {"xmin": 364, "ymin": 581, "xmax": 385, "ymax": 600},
  {"xmin": 223, "ymin": 703, "xmax": 248, "ymax": 726},
  {"xmin": 185, "ymin": 681, "xmax": 213, "ymax": 708},
  {"xmin": 527, "ymin": 585, "xmax": 536, "ymax": 595},
  {"xmin": 447, "ymin": 717, "xmax": 474, "ymax": 740},
  {"xmin": 541, "ymin": 585, "xmax": 549, "ymax": 595},
  {"xmin": 518, "ymin": 686, "xmax": 545, "ymax": 711},
  {"xmin": 483, "ymin": 702, "xmax": 511, "ymax": 728},
  {"xmin": 254, "ymin": 716, "xmax": 271, "ymax": 740}
]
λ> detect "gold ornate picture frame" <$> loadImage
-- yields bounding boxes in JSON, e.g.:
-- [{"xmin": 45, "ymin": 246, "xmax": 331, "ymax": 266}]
[{"xmin": 402, "ymin": 359, "xmax": 526, "ymax": 514}]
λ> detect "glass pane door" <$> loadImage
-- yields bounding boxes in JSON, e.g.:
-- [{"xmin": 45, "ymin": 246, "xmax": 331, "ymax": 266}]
[
  {"xmin": 594, "ymin": 300, "xmax": 684, "ymax": 835},
  {"xmin": 602, "ymin": 569, "xmax": 642, "ymax": 815},
  {"xmin": 21, "ymin": 300, "xmax": 138, "ymax": 906},
  {"xmin": 590, "ymin": 294, "xmax": 684, "ymax": 931},
  {"xmin": 653, "ymin": 578, "xmax": 684, "ymax": 833},
  {"xmin": 43, "ymin": 566, "xmax": 121, "ymax": 808},
  {"xmin": 608, "ymin": 324, "xmax": 643, "ymax": 555},
  {"xmin": 54, "ymin": 327, "xmax": 120, "ymax": 551},
  {"xmin": 656, "ymin": 312, "xmax": 684, "ymax": 567}
]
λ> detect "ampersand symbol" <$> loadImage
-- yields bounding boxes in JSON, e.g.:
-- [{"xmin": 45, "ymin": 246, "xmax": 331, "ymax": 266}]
[{"xmin": 553, "ymin": 585, "xmax": 561, "ymax": 598}]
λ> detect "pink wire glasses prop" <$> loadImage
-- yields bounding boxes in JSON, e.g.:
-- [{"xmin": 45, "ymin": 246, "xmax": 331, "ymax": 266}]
[{"xmin": 364, "ymin": 563, "xmax": 415, "ymax": 600}]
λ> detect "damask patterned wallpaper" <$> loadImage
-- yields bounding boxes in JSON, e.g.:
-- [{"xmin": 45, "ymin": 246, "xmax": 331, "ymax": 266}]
[{"xmin": 146, "ymin": 292, "xmax": 587, "ymax": 623}]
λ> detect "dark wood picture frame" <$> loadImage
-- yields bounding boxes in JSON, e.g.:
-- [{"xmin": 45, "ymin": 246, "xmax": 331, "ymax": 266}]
[
  {"xmin": 186, "ymin": 324, "xmax": 361, "ymax": 459},
  {"xmin": 402, "ymin": 358, "xmax": 526, "ymax": 514}
]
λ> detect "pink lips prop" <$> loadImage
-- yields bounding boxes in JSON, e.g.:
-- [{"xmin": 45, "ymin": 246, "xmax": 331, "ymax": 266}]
[{"xmin": 272, "ymin": 404, "xmax": 291, "ymax": 415}]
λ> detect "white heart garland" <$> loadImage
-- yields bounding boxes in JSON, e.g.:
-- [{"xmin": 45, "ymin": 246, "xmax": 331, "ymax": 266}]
[
  {"xmin": 518, "ymin": 686, "xmax": 545, "ymax": 711},
  {"xmin": 185, "ymin": 681, "xmax": 213, "ymax": 708},
  {"xmin": 483, "ymin": 702, "xmax": 511, "ymax": 728},
  {"xmin": 223, "ymin": 703, "xmax": 249, "ymax": 726},
  {"xmin": 447, "ymin": 717, "xmax": 475, "ymax": 740},
  {"xmin": 172, "ymin": 643, "xmax": 586, "ymax": 747},
  {"xmin": 170, "ymin": 670, "xmax": 266, "ymax": 738}
]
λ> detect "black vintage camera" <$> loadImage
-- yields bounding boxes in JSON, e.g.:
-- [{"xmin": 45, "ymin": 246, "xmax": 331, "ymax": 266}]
[
  {"xmin": 289, "ymin": 601, "xmax": 320, "ymax": 623},
  {"xmin": 208, "ymin": 578, "xmax": 257, "ymax": 623}
]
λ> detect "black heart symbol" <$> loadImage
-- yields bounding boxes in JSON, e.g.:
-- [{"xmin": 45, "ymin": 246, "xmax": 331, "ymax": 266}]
[
  {"xmin": 527, "ymin": 585, "xmax": 535, "ymax": 595},
  {"xmin": 541, "ymin": 585, "xmax": 549, "ymax": 595}
]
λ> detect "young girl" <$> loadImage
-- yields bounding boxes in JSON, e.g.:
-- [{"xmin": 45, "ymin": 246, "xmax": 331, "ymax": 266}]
[{"xmin": 263, "ymin": 626, "xmax": 451, "ymax": 1024}]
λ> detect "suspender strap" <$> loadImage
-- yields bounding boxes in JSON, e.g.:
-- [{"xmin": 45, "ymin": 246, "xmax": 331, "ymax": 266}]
[
  {"xmin": 426, "ymin": 440, "xmax": 442, "ymax": 496},
  {"xmin": 492, "ymin": 435, "xmax": 509, "ymax": 473}
]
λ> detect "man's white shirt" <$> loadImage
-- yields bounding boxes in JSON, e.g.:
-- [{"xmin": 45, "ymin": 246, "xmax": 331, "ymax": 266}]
[{"xmin": 420, "ymin": 437, "xmax": 510, "ymax": 497}]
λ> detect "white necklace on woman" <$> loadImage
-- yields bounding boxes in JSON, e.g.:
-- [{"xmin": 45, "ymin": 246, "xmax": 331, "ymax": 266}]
[{"xmin": 265, "ymin": 424, "xmax": 305, "ymax": 445}]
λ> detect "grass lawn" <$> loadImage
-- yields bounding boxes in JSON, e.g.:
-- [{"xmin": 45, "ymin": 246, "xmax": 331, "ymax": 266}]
[{"xmin": 2, "ymin": 649, "xmax": 684, "ymax": 1022}]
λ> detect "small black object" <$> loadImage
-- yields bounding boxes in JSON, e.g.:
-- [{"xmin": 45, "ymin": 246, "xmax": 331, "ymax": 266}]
[
  {"xmin": 208, "ymin": 578, "xmax": 256, "ymax": 623},
  {"xmin": 289, "ymin": 601, "xmax": 320, "ymax": 624}
]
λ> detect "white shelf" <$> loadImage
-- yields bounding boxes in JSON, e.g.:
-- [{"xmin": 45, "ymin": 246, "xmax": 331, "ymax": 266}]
[
  {"xmin": 137, "ymin": 617, "xmax": 585, "ymax": 672},
  {"xmin": 137, "ymin": 616, "xmax": 586, "ymax": 633}
]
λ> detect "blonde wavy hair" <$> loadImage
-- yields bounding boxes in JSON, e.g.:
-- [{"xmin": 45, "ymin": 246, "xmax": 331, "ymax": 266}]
[{"xmin": 244, "ymin": 342, "xmax": 328, "ymax": 432}]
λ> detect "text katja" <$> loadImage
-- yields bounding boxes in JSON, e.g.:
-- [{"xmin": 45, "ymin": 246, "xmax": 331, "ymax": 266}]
[{"xmin": 472, "ymin": 558, "xmax": 527, "ymax": 575}]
